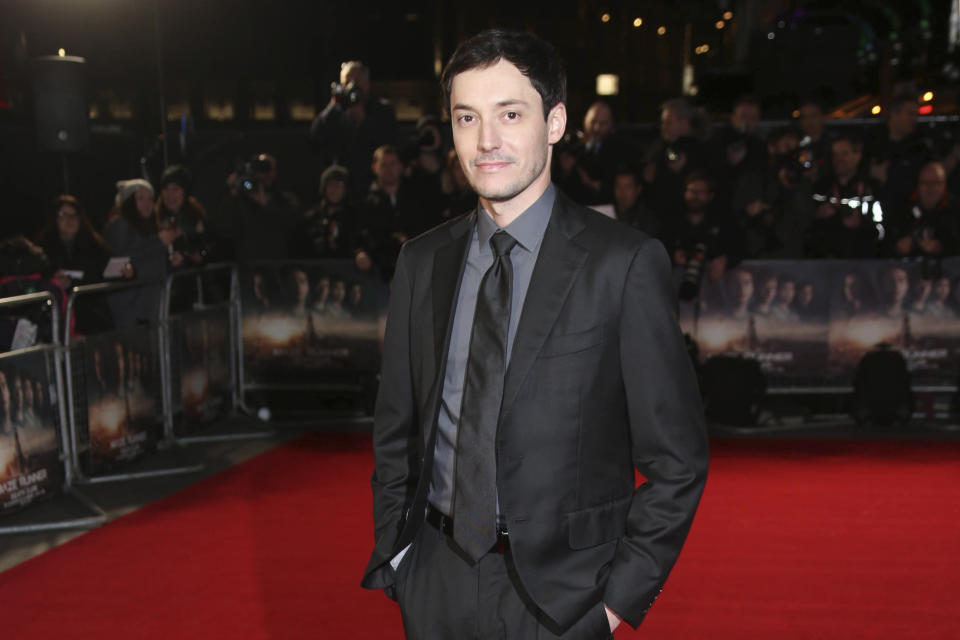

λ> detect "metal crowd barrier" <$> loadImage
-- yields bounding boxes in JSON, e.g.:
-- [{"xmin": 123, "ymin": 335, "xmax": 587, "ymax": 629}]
[
  {"xmin": 161, "ymin": 263, "xmax": 272, "ymax": 444},
  {"xmin": 63, "ymin": 279, "xmax": 203, "ymax": 483},
  {"xmin": 0, "ymin": 291, "xmax": 105, "ymax": 534}
]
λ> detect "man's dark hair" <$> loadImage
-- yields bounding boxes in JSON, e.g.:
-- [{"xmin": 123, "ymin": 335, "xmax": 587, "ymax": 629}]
[
  {"xmin": 831, "ymin": 132, "xmax": 863, "ymax": 153},
  {"xmin": 441, "ymin": 29, "xmax": 566, "ymax": 119}
]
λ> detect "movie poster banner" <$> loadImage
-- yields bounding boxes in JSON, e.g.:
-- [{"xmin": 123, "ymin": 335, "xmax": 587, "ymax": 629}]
[
  {"xmin": 824, "ymin": 258, "xmax": 960, "ymax": 386},
  {"xmin": 0, "ymin": 349, "xmax": 64, "ymax": 515},
  {"xmin": 690, "ymin": 261, "xmax": 832, "ymax": 386},
  {"xmin": 240, "ymin": 260, "xmax": 387, "ymax": 385},
  {"xmin": 83, "ymin": 327, "xmax": 162, "ymax": 474},
  {"xmin": 683, "ymin": 259, "xmax": 960, "ymax": 387},
  {"xmin": 172, "ymin": 308, "xmax": 232, "ymax": 437}
]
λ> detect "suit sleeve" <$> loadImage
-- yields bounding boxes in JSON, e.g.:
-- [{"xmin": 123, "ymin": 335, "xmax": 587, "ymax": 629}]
[
  {"xmin": 362, "ymin": 244, "xmax": 419, "ymax": 589},
  {"xmin": 603, "ymin": 237, "xmax": 709, "ymax": 627}
]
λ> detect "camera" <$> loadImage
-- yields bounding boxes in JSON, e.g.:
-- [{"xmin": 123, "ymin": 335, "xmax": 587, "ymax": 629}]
[
  {"xmin": 331, "ymin": 81, "xmax": 364, "ymax": 107},
  {"xmin": 234, "ymin": 155, "xmax": 273, "ymax": 194},
  {"xmin": 679, "ymin": 242, "xmax": 707, "ymax": 301}
]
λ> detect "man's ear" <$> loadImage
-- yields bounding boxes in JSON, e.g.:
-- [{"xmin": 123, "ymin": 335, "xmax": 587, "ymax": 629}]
[{"xmin": 547, "ymin": 102, "xmax": 567, "ymax": 145}]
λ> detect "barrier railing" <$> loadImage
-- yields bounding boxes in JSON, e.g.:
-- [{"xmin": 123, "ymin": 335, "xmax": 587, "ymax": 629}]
[
  {"xmin": 161, "ymin": 263, "xmax": 272, "ymax": 443},
  {"xmin": 64, "ymin": 279, "xmax": 202, "ymax": 483},
  {"xmin": 0, "ymin": 291, "xmax": 105, "ymax": 534}
]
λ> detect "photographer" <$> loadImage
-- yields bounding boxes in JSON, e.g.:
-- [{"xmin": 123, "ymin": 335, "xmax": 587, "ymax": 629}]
[
  {"xmin": 211, "ymin": 153, "xmax": 300, "ymax": 264},
  {"xmin": 732, "ymin": 127, "xmax": 815, "ymax": 258},
  {"xmin": 309, "ymin": 61, "xmax": 398, "ymax": 200},
  {"xmin": 663, "ymin": 173, "xmax": 740, "ymax": 297},
  {"xmin": 576, "ymin": 101, "xmax": 636, "ymax": 205},
  {"xmin": 867, "ymin": 94, "xmax": 934, "ymax": 209},
  {"xmin": 804, "ymin": 134, "xmax": 883, "ymax": 258},
  {"xmin": 886, "ymin": 161, "xmax": 959, "ymax": 258},
  {"xmin": 643, "ymin": 97, "xmax": 708, "ymax": 217}
]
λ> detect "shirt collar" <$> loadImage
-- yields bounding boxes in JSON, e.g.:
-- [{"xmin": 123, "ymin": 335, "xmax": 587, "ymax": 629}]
[{"xmin": 476, "ymin": 183, "xmax": 555, "ymax": 254}]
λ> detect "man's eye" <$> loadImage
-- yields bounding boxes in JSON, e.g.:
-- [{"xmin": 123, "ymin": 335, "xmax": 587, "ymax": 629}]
[
  {"xmin": 505, "ymin": 111, "xmax": 519, "ymax": 120},
  {"xmin": 458, "ymin": 114, "xmax": 474, "ymax": 124}
]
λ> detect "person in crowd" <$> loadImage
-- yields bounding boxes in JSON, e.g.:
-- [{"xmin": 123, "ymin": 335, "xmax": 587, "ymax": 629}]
[
  {"xmin": 663, "ymin": 172, "xmax": 740, "ymax": 283},
  {"xmin": 711, "ymin": 95, "xmax": 767, "ymax": 212},
  {"xmin": 887, "ymin": 161, "xmax": 959, "ymax": 258},
  {"xmin": 36, "ymin": 195, "xmax": 128, "ymax": 334},
  {"xmin": 550, "ymin": 132, "xmax": 592, "ymax": 204},
  {"xmin": 797, "ymin": 98, "xmax": 834, "ymax": 178},
  {"xmin": 404, "ymin": 115, "xmax": 448, "ymax": 222},
  {"xmin": 297, "ymin": 165, "xmax": 359, "ymax": 259},
  {"xmin": 576, "ymin": 101, "xmax": 634, "ymax": 204},
  {"xmin": 643, "ymin": 97, "xmax": 707, "ymax": 217},
  {"xmin": 358, "ymin": 145, "xmax": 427, "ymax": 281},
  {"xmin": 155, "ymin": 165, "xmax": 209, "ymax": 266},
  {"xmin": 103, "ymin": 178, "xmax": 183, "ymax": 328},
  {"xmin": 804, "ymin": 134, "xmax": 882, "ymax": 258},
  {"xmin": 867, "ymin": 94, "xmax": 933, "ymax": 209},
  {"xmin": 310, "ymin": 60, "xmax": 398, "ymax": 200},
  {"xmin": 612, "ymin": 167, "xmax": 661, "ymax": 237},
  {"xmin": 439, "ymin": 149, "xmax": 478, "ymax": 221},
  {"xmin": 733, "ymin": 127, "xmax": 814, "ymax": 259},
  {"xmin": 211, "ymin": 154, "xmax": 300, "ymax": 264}
]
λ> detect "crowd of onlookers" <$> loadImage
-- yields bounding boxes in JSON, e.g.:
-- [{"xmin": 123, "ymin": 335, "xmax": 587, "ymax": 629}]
[{"xmin": 3, "ymin": 59, "xmax": 960, "ymax": 341}]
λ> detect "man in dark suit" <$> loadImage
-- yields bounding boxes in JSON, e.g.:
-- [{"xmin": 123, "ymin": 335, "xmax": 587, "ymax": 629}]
[{"xmin": 362, "ymin": 29, "xmax": 708, "ymax": 638}]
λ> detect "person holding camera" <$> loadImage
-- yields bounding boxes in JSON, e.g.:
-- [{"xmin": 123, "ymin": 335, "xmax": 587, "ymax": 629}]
[
  {"xmin": 867, "ymin": 94, "xmax": 934, "ymax": 210},
  {"xmin": 886, "ymin": 161, "xmax": 959, "ymax": 258},
  {"xmin": 804, "ymin": 134, "xmax": 883, "ymax": 258},
  {"xmin": 643, "ymin": 97, "xmax": 708, "ymax": 218},
  {"xmin": 310, "ymin": 61, "xmax": 398, "ymax": 201},
  {"xmin": 155, "ymin": 165, "xmax": 209, "ymax": 266},
  {"xmin": 211, "ymin": 153, "xmax": 300, "ymax": 264}
]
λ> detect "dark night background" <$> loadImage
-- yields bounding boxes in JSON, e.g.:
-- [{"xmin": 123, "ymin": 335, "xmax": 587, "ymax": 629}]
[{"xmin": 1, "ymin": 0, "xmax": 958, "ymax": 233}]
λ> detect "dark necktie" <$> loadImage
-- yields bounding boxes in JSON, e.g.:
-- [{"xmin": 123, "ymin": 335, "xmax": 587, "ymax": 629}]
[{"xmin": 453, "ymin": 229, "xmax": 518, "ymax": 561}]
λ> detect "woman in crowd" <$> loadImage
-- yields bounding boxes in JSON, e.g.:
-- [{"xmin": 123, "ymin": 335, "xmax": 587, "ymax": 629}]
[
  {"xmin": 103, "ymin": 178, "xmax": 183, "ymax": 328},
  {"xmin": 155, "ymin": 165, "xmax": 209, "ymax": 266}
]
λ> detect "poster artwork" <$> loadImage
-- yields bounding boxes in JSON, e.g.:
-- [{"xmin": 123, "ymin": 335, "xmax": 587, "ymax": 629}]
[
  {"xmin": 84, "ymin": 329, "xmax": 161, "ymax": 472},
  {"xmin": 176, "ymin": 309, "xmax": 232, "ymax": 435},
  {"xmin": 240, "ymin": 261, "xmax": 387, "ymax": 384},
  {"xmin": 0, "ymin": 350, "xmax": 63, "ymax": 514}
]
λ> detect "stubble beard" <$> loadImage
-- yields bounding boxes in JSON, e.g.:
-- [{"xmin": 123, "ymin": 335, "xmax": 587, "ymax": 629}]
[{"xmin": 470, "ymin": 147, "xmax": 549, "ymax": 204}]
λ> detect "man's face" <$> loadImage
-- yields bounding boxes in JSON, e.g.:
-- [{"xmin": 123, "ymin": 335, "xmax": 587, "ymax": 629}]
[
  {"xmin": 761, "ymin": 276, "xmax": 777, "ymax": 302},
  {"xmin": 294, "ymin": 270, "xmax": 309, "ymax": 299},
  {"xmin": 732, "ymin": 103, "xmax": 760, "ymax": 135},
  {"xmin": 161, "ymin": 183, "xmax": 184, "ymax": 213},
  {"xmin": 831, "ymin": 140, "xmax": 861, "ymax": 178},
  {"xmin": 341, "ymin": 65, "xmax": 371, "ymax": 96},
  {"xmin": 933, "ymin": 277, "xmax": 951, "ymax": 302},
  {"xmin": 613, "ymin": 174, "xmax": 639, "ymax": 211},
  {"xmin": 660, "ymin": 108, "xmax": 689, "ymax": 142},
  {"xmin": 777, "ymin": 280, "xmax": 796, "ymax": 305},
  {"xmin": 332, "ymin": 280, "xmax": 346, "ymax": 303},
  {"xmin": 888, "ymin": 103, "xmax": 918, "ymax": 138},
  {"xmin": 735, "ymin": 271, "xmax": 754, "ymax": 305},
  {"xmin": 584, "ymin": 103, "xmax": 612, "ymax": 143},
  {"xmin": 684, "ymin": 180, "xmax": 712, "ymax": 213},
  {"xmin": 888, "ymin": 268, "xmax": 909, "ymax": 303},
  {"xmin": 450, "ymin": 59, "xmax": 565, "ymax": 206},
  {"xmin": 771, "ymin": 135, "xmax": 799, "ymax": 157},
  {"xmin": 373, "ymin": 151, "xmax": 403, "ymax": 188},
  {"xmin": 799, "ymin": 283, "xmax": 814, "ymax": 306},
  {"xmin": 843, "ymin": 274, "xmax": 860, "ymax": 301},
  {"xmin": 798, "ymin": 104, "xmax": 824, "ymax": 138},
  {"xmin": 917, "ymin": 164, "xmax": 946, "ymax": 210}
]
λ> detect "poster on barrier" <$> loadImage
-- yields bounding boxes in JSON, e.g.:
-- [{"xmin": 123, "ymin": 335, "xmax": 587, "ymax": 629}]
[
  {"xmin": 825, "ymin": 258, "xmax": 960, "ymax": 385},
  {"xmin": 83, "ymin": 328, "xmax": 162, "ymax": 473},
  {"xmin": 691, "ymin": 261, "xmax": 832, "ymax": 386},
  {"xmin": 0, "ymin": 350, "xmax": 63, "ymax": 515},
  {"xmin": 240, "ymin": 260, "xmax": 387, "ymax": 384},
  {"xmin": 174, "ymin": 308, "xmax": 232, "ymax": 436}
]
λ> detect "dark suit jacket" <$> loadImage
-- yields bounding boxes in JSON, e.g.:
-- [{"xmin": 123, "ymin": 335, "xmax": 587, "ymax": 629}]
[{"xmin": 362, "ymin": 190, "xmax": 709, "ymax": 632}]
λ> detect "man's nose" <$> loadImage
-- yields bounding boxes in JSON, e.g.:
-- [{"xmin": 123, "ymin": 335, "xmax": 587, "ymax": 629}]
[{"xmin": 477, "ymin": 121, "xmax": 501, "ymax": 152}]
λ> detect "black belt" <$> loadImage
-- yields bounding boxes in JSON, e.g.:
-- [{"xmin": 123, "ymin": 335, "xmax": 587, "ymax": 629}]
[{"xmin": 425, "ymin": 503, "xmax": 510, "ymax": 554}]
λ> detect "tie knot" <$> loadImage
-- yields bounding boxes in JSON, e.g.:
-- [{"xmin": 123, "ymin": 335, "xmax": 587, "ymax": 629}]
[{"xmin": 490, "ymin": 231, "xmax": 518, "ymax": 258}]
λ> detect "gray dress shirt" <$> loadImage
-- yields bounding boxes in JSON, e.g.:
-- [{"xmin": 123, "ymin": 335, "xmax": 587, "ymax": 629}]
[{"xmin": 428, "ymin": 183, "xmax": 556, "ymax": 516}]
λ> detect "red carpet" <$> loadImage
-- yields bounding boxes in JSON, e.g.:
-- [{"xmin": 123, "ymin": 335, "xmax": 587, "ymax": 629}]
[{"xmin": 1, "ymin": 434, "xmax": 959, "ymax": 638}]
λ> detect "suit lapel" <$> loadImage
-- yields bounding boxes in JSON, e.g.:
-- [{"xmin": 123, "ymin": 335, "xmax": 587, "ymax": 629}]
[
  {"xmin": 431, "ymin": 213, "xmax": 474, "ymax": 370},
  {"xmin": 500, "ymin": 195, "xmax": 588, "ymax": 419}
]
